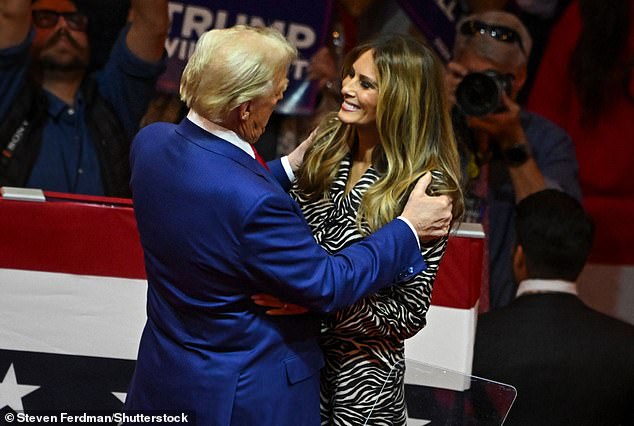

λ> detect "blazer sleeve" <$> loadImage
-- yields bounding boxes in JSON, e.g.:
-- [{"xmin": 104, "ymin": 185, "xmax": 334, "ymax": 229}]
[
  {"xmin": 326, "ymin": 236, "xmax": 447, "ymax": 340},
  {"xmin": 238, "ymin": 191, "xmax": 427, "ymax": 314},
  {"xmin": 267, "ymin": 158, "xmax": 293, "ymax": 192}
]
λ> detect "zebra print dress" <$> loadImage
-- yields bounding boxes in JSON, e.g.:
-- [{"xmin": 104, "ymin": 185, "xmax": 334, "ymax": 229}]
[{"xmin": 290, "ymin": 154, "xmax": 447, "ymax": 425}]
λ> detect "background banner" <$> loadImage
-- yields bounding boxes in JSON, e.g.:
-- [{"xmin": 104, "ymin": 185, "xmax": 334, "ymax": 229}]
[
  {"xmin": 157, "ymin": 0, "xmax": 334, "ymax": 115},
  {"xmin": 398, "ymin": 0, "xmax": 465, "ymax": 62}
]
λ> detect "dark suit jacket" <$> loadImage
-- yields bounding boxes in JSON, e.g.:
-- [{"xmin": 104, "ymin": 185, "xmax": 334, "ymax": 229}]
[
  {"xmin": 123, "ymin": 118, "xmax": 427, "ymax": 426},
  {"xmin": 473, "ymin": 292, "xmax": 634, "ymax": 426}
]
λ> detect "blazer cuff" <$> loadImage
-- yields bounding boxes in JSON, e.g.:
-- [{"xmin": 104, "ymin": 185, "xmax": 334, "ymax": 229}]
[{"xmin": 396, "ymin": 216, "xmax": 420, "ymax": 249}]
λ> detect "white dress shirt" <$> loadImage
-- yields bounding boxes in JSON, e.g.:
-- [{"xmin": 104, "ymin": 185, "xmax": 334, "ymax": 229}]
[
  {"xmin": 516, "ymin": 279, "xmax": 578, "ymax": 298},
  {"xmin": 187, "ymin": 110, "xmax": 295, "ymax": 181}
]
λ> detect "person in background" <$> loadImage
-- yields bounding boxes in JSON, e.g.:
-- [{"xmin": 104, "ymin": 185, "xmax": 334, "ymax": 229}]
[
  {"xmin": 472, "ymin": 189, "xmax": 634, "ymax": 426},
  {"xmin": 445, "ymin": 9, "xmax": 581, "ymax": 311},
  {"xmin": 527, "ymin": 0, "xmax": 634, "ymax": 266},
  {"xmin": 461, "ymin": 0, "xmax": 574, "ymax": 102},
  {"xmin": 0, "ymin": 0, "xmax": 168, "ymax": 197},
  {"xmin": 123, "ymin": 25, "xmax": 454, "ymax": 426},
  {"xmin": 255, "ymin": 33, "xmax": 464, "ymax": 425}
]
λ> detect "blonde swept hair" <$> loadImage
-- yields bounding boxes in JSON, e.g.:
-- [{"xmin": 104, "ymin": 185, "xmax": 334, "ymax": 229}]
[
  {"xmin": 180, "ymin": 25, "xmax": 297, "ymax": 122},
  {"xmin": 297, "ymin": 34, "xmax": 464, "ymax": 233}
]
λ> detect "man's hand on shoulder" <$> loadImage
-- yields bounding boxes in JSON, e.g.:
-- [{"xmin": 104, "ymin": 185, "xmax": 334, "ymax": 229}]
[{"xmin": 401, "ymin": 172, "xmax": 453, "ymax": 243}]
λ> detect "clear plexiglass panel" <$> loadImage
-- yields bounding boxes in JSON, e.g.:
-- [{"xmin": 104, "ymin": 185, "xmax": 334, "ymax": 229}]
[{"xmin": 363, "ymin": 359, "xmax": 517, "ymax": 425}]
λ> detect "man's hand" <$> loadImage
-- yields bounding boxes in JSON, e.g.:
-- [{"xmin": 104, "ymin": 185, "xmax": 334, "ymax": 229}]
[
  {"xmin": 467, "ymin": 92, "xmax": 526, "ymax": 150},
  {"xmin": 401, "ymin": 173, "xmax": 453, "ymax": 243},
  {"xmin": 308, "ymin": 46, "xmax": 338, "ymax": 91},
  {"xmin": 0, "ymin": 0, "xmax": 31, "ymax": 50},
  {"xmin": 126, "ymin": 0, "xmax": 169, "ymax": 62}
]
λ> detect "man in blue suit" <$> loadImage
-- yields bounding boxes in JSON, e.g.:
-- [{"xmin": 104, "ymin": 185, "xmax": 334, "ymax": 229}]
[{"xmin": 123, "ymin": 25, "xmax": 454, "ymax": 426}]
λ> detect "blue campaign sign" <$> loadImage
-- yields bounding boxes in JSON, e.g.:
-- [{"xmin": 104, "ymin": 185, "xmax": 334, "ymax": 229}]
[
  {"xmin": 158, "ymin": 0, "xmax": 334, "ymax": 115},
  {"xmin": 397, "ymin": 0, "xmax": 464, "ymax": 62}
]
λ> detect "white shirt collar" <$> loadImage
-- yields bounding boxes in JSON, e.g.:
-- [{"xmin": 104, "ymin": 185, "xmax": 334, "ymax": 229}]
[
  {"xmin": 516, "ymin": 279, "xmax": 578, "ymax": 298},
  {"xmin": 187, "ymin": 110, "xmax": 255, "ymax": 159}
]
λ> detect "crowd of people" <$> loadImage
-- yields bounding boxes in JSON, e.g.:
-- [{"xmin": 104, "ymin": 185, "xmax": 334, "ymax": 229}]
[
  {"xmin": 1, "ymin": 0, "xmax": 632, "ymax": 425},
  {"xmin": 0, "ymin": 0, "xmax": 168, "ymax": 197}
]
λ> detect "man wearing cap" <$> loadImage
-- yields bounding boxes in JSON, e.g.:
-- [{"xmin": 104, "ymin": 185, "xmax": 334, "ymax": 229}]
[{"xmin": 445, "ymin": 10, "xmax": 581, "ymax": 311}]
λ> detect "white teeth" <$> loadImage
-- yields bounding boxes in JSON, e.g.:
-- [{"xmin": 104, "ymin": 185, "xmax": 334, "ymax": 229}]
[{"xmin": 341, "ymin": 101, "xmax": 359, "ymax": 111}]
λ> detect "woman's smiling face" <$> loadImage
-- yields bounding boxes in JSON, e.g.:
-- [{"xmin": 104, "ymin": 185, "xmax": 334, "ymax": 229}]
[{"xmin": 338, "ymin": 49, "xmax": 379, "ymax": 129}]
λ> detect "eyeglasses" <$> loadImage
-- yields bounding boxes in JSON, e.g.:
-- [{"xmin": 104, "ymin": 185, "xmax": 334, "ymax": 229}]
[
  {"xmin": 32, "ymin": 9, "xmax": 88, "ymax": 32},
  {"xmin": 460, "ymin": 20, "xmax": 526, "ymax": 55}
]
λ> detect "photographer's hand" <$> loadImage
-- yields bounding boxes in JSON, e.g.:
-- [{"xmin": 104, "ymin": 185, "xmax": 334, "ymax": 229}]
[
  {"xmin": 445, "ymin": 61, "xmax": 468, "ymax": 108},
  {"xmin": 469, "ymin": 93, "xmax": 546, "ymax": 200},
  {"xmin": 467, "ymin": 92, "xmax": 524, "ymax": 150}
]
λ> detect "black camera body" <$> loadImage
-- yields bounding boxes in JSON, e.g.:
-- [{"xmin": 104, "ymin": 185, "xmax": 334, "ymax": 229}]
[{"xmin": 455, "ymin": 70, "xmax": 513, "ymax": 116}]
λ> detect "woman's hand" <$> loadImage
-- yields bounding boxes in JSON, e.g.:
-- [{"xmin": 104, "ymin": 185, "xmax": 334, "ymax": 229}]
[
  {"xmin": 251, "ymin": 294, "xmax": 309, "ymax": 316},
  {"xmin": 286, "ymin": 128, "xmax": 318, "ymax": 172}
]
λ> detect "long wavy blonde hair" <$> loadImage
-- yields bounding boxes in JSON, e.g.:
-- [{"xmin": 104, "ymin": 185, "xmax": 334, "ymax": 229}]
[{"xmin": 297, "ymin": 34, "xmax": 464, "ymax": 233}]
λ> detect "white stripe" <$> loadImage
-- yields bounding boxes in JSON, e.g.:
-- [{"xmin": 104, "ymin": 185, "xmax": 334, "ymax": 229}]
[
  {"xmin": 0, "ymin": 268, "xmax": 146, "ymax": 360},
  {"xmin": 405, "ymin": 304, "xmax": 477, "ymax": 386},
  {"xmin": 407, "ymin": 419, "xmax": 431, "ymax": 426}
]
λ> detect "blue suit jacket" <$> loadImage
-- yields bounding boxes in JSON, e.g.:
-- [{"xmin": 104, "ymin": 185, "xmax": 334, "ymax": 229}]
[{"xmin": 123, "ymin": 118, "xmax": 426, "ymax": 425}]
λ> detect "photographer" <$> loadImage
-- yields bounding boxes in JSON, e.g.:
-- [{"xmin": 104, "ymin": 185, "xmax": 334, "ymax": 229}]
[{"xmin": 446, "ymin": 10, "xmax": 581, "ymax": 311}]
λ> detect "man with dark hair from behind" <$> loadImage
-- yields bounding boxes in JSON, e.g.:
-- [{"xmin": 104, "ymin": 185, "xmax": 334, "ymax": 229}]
[{"xmin": 472, "ymin": 189, "xmax": 634, "ymax": 426}]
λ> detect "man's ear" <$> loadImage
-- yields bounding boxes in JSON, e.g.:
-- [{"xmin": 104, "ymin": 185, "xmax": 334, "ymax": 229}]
[
  {"xmin": 512, "ymin": 65, "xmax": 527, "ymax": 95},
  {"xmin": 513, "ymin": 244, "xmax": 528, "ymax": 282},
  {"xmin": 238, "ymin": 102, "xmax": 251, "ymax": 121}
]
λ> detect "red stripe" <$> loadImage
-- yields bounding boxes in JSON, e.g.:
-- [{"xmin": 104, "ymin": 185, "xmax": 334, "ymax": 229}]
[
  {"xmin": 0, "ymin": 194, "xmax": 145, "ymax": 279},
  {"xmin": 431, "ymin": 236, "xmax": 484, "ymax": 309},
  {"xmin": 0, "ymin": 193, "xmax": 483, "ymax": 308}
]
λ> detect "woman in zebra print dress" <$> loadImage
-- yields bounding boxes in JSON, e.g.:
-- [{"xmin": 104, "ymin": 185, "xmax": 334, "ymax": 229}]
[
  {"xmin": 259, "ymin": 34, "xmax": 463, "ymax": 424},
  {"xmin": 296, "ymin": 34, "xmax": 464, "ymax": 425},
  {"xmin": 292, "ymin": 162, "xmax": 452, "ymax": 425}
]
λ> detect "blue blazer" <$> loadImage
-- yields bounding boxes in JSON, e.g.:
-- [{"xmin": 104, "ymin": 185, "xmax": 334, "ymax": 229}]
[{"xmin": 123, "ymin": 118, "xmax": 426, "ymax": 425}]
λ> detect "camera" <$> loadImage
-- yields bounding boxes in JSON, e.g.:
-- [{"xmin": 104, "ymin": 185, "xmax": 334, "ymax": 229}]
[{"xmin": 455, "ymin": 70, "xmax": 513, "ymax": 116}]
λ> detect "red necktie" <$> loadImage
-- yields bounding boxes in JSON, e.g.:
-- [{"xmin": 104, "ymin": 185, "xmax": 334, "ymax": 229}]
[{"xmin": 252, "ymin": 145, "xmax": 269, "ymax": 171}]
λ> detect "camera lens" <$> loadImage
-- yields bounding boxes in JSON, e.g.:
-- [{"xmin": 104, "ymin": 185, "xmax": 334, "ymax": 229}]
[{"xmin": 456, "ymin": 72, "xmax": 504, "ymax": 116}]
